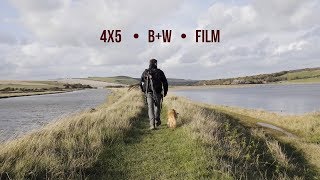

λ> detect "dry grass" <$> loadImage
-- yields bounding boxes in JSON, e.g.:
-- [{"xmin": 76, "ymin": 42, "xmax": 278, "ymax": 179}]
[
  {"xmin": 0, "ymin": 89, "xmax": 144, "ymax": 179},
  {"xmin": 164, "ymin": 95, "xmax": 317, "ymax": 179},
  {"xmin": 266, "ymin": 140, "xmax": 292, "ymax": 169},
  {"xmin": 210, "ymin": 105, "xmax": 320, "ymax": 170}
]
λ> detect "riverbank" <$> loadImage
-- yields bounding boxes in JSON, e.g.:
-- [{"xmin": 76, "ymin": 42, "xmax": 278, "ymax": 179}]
[
  {"xmin": 1, "ymin": 89, "xmax": 318, "ymax": 179},
  {"xmin": 0, "ymin": 90, "xmax": 70, "ymax": 99},
  {"xmin": 0, "ymin": 80, "xmax": 96, "ymax": 99}
]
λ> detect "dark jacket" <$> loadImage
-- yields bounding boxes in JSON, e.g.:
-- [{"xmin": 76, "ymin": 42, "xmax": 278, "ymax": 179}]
[{"xmin": 140, "ymin": 68, "xmax": 168, "ymax": 96}]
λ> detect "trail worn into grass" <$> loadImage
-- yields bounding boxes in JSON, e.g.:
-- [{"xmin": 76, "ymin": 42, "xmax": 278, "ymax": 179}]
[{"xmin": 90, "ymin": 107, "xmax": 226, "ymax": 179}]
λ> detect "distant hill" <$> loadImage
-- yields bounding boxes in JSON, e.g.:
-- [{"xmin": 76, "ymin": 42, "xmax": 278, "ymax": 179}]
[
  {"xmin": 84, "ymin": 67, "xmax": 320, "ymax": 86},
  {"xmin": 85, "ymin": 76, "xmax": 139, "ymax": 85},
  {"xmin": 166, "ymin": 78, "xmax": 198, "ymax": 86},
  {"xmin": 84, "ymin": 76, "xmax": 198, "ymax": 86},
  {"xmin": 196, "ymin": 67, "xmax": 320, "ymax": 85}
]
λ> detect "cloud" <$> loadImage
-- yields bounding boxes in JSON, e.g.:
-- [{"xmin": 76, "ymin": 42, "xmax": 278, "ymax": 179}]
[
  {"xmin": 9, "ymin": 0, "xmax": 184, "ymax": 46},
  {"xmin": 180, "ymin": 0, "xmax": 320, "ymax": 79},
  {"xmin": 0, "ymin": 0, "xmax": 320, "ymax": 80},
  {"xmin": 273, "ymin": 40, "xmax": 308, "ymax": 55}
]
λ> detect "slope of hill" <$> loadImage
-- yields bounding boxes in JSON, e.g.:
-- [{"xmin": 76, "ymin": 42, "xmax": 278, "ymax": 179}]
[{"xmin": 197, "ymin": 67, "xmax": 320, "ymax": 85}]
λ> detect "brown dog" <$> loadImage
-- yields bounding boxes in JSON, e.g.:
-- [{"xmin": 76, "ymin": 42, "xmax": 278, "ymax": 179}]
[{"xmin": 167, "ymin": 109, "xmax": 178, "ymax": 129}]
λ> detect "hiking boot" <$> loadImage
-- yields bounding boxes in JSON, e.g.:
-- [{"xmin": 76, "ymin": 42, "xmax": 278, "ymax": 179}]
[{"xmin": 156, "ymin": 120, "xmax": 161, "ymax": 127}]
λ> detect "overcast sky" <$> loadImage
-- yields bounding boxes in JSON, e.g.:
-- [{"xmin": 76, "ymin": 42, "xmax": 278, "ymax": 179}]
[{"xmin": 0, "ymin": 0, "xmax": 319, "ymax": 80}]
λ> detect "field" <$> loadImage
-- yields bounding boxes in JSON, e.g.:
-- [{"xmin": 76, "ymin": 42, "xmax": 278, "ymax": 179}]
[{"xmin": 1, "ymin": 89, "xmax": 319, "ymax": 179}]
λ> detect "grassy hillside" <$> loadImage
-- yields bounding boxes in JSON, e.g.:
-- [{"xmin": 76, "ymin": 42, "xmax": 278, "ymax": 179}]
[
  {"xmin": 282, "ymin": 69, "xmax": 320, "ymax": 80},
  {"xmin": 197, "ymin": 67, "xmax": 320, "ymax": 85},
  {"xmin": 280, "ymin": 69, "xmax": 320, "ymax": 83},
  {"xmin": 1, "ymin": 89, "xmax": 318, "ymax": 179}
]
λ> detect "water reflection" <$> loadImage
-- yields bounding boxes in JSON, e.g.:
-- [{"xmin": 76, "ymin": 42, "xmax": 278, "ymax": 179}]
[{"xmin": 0, "ymin": 89, "xmax": 109, "ymax": 142}]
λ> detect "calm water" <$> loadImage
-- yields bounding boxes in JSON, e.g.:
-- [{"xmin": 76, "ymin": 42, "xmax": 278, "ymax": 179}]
[
  {"xmin": 173, "ymin": 84, "xmax": 320, "ymax": 114},
  {"xmin": 0, "ymin": 89, "xmax": 108, "ymax": 142}
]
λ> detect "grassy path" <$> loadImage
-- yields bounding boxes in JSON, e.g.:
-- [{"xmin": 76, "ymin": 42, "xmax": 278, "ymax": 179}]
[{"xmin": 90, "ymin": 107, "xmax": 225, "ymax": 179}]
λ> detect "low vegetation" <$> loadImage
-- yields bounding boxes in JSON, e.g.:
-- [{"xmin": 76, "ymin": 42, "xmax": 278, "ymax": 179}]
[
  {"xmin": 0, "ymin": 89, "xmax": 318, "ymax": 179},
  {"xmin": 63, "ymin": 83, "xmax": 93, "ymax": 89}
]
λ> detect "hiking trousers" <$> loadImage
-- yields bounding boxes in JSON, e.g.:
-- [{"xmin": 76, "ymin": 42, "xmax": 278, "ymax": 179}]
[{"xmin": 146, "ymin": 92, "xmax": 162, "ymax": 128}]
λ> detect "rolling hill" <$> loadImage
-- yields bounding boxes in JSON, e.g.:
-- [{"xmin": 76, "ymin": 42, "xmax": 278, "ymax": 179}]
[{"xmin": 196, "ymin": 67, "xmax": 320, "ymax": 85}]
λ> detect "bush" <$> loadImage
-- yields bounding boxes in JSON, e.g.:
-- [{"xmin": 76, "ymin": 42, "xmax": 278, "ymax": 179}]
[
  {"xmin": 0, "ymin": 87, "xmax": 15, "ymax": 92},
  {"xmin": 63, "ymin": 83, "xmax": 93, "ymax": 89}
]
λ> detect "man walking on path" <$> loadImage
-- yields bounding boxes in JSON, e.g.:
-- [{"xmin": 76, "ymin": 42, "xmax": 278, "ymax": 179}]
[{"xmin": 140, "ymin": 59, "xmax": 168, "ymax": 130}]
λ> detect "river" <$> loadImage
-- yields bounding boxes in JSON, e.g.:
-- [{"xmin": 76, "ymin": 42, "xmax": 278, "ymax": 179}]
[
  {"xmin": 172, "ymin": 84, "xmax": 320, "ymax": 114},
  {"xmin": 0, "ymin": 89, "xmax": 108, "ymax": 142}
]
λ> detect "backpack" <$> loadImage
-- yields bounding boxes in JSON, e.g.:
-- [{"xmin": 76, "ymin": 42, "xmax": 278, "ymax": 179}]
[
  {"xmin": 144, "ymin": 68, "xmax": 162, "ymax": 93},
  {"xmin": 143, "ymin": 68, "xmax": 163, "ymax": 106}
]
